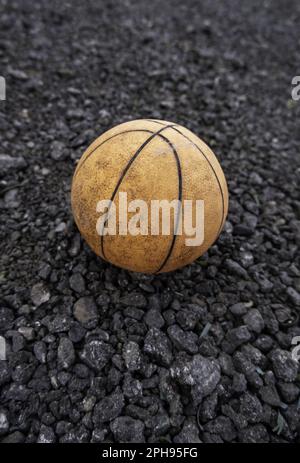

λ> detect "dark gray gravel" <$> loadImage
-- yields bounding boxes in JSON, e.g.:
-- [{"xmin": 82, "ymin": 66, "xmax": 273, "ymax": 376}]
[{"xmin": 0, "ymin": 0, "xmax": 300, "ymax": 443}]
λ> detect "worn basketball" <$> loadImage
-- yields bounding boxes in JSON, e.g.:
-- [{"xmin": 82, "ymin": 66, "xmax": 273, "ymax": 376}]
[{"xmin": 71, "ymin": 119, "xmax": 228, "ymax": 273}]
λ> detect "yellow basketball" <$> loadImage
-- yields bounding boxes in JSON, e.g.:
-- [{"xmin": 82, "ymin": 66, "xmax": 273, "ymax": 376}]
[{"xmin": 71, "ymin": 119, "xmax": 228, "ymax": 273}]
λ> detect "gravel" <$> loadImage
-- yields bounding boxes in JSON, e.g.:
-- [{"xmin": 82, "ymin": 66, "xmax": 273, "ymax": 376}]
[
  {"xmin": 243, "ymin": 309, "xmax": 265, "ymax": 334},
  {"xmin": 167, "ymin": 325, "xmax": 199, "ymax": 354},
  {"xmin": 171, "ymin": 354, "xmax": 221, "ymax": 405},
  {"xmin": 93, "ymin": 388, "xmax": 125, "ymax": 425},
  {"xmin": 30, "ymin": 283, "xmax": 51, "ymax": 307},
  {"xmin": 122, "ymin": 341, "xmax": 141, "ymax": 372},
  {"xmin": 0, "ymin": 0, "xmax": 300, "ymax": 444},
  {"xmin": 0, "ymin": 412, "xmax": 9, "ymax": 435},
  {"xmin": 239, "ymin": 392, "xmax": 264, "ymax": 424},
  {"xmin": 57, "ymin": 337, "xmax": 75, "ymax": 369},
  {"xmin": 37, "ymin": 425, "xmax": 56, "ymax": 443},
  {"xmin": 269, "ymin": 349, "xmax": 298, "ymax": 382},
  {"xmin": 73, "ymin": 297, "xmax": 99, "ymax": 328},
  {"xmin": 110, "ymin": 416, "xmax": 145, "ymax": 443},
  {"xmin": 0, "ymin": 154, "xmax": 27, "ymax": 175},
  {"xmin": 80, "ymin": 339, "xmax": 114, "ymax": 372},
  {"xmin": 224, "ymin": 326, "xmax": 252, "ymax": 352},
  {"xmin": 144, "ymin": 328, "xmax": 173, "ymax": 367},
  {"xmin": 173, "ymin": 419, "xmax": 201, "ymax": 443}
]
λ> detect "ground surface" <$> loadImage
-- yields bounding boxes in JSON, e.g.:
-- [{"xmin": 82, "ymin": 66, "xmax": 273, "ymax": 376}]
[{"xmin": 1, "ymin": 0, "xmax": 300, "ymax": 443}]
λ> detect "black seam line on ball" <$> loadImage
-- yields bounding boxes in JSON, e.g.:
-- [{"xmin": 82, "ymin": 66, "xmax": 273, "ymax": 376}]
[
  {"xmin": 147, "ymin": 120, "xmax": 225, "ymax": 236},
  {"xmin": 154, "ymin": 135, "xmax": 183, "ymax": 274},
  {"xmin": 145, "ymin": 119, "xmax": 168, "ymax": 125},
  {"xmin": 74, "ymin": 129, "xmax": 155, "ymax": 177},
  {"xmin": 101, "ymin": 124, "xmax": 176, "ymax": 259},
  {"xmin": 171, "ymin": 126, "xmax": 225, "ymax": 236}
]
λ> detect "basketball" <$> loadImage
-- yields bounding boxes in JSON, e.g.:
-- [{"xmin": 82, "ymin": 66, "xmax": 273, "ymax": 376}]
[{"xmin": 71, "ymin": 119, "xmax": 228, "ymax": 273}]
